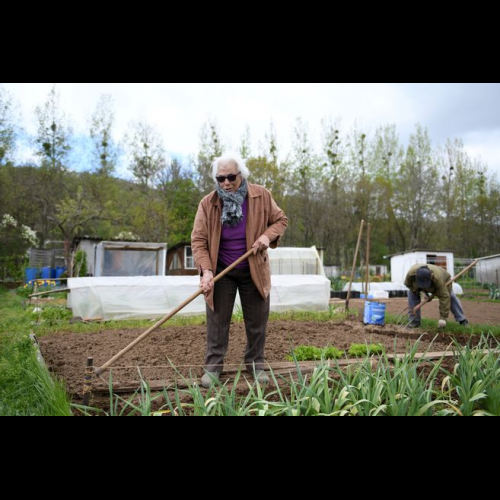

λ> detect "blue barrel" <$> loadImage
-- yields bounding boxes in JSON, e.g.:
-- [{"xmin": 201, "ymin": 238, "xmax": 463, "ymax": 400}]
[
  {"xmin": 55, "ymin": 266, "xmax": 67, "ymax": 285},
  {"xmin": 364, "ymin": 302, "xmax": 387, "ymax": 326},
  {"xmin": 41, "ymin": 267, "xmax": 56, "ymax": 283},
  {"xmin": 25, "ymin": 268, "xmax": 39, "ymax": 285}
]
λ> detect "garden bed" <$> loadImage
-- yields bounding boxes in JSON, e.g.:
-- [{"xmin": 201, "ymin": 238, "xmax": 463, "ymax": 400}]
[{"xmin": 39, "ymin": 319, "xmax": 479, "ymax": 401}]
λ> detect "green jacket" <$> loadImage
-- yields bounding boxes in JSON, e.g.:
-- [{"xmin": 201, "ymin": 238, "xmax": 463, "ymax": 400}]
[{"xmin": 405, "ymin": 264, "xmax": 452, "ymax": 320}]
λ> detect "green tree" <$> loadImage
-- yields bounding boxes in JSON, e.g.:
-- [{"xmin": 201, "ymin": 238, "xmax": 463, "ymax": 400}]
[
  {"xmin": 34, "ymin": 84, "xmax": 72, "ymax": 171},
  {"xmin": 158, "ymin": 158, "xmax": 199, "ymax": 246},
  {"xmin": 126, "ymin": 120, "xmax": 166, "ymax": 189},
  {"xmin": 55, "ymin": 185, "xmax": 108, "ymax": 275},
  {"xmin": 394, "ymin": 125, "xmax": 438, "ymax": 249},
  {"xmin": 0, "ymin": 85, "xmax": 17, "ymax": 167},
  {"xmin": 90, "ymin": 94, "xmax": 118, "ymax": 176},
  {"xmin": 195, "ymin": 119, "xmax": 224, "ymax": 196}
]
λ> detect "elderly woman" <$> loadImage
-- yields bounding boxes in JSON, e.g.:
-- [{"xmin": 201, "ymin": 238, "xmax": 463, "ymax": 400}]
[{"xmin": 191, "ymin": 152, "xmax": 288, "ymax": 388}]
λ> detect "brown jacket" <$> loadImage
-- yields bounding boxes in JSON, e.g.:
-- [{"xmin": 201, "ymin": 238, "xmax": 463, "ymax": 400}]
[{"xmin": 191, "ymin": 183, "xmax": 288, "ymax": 311}]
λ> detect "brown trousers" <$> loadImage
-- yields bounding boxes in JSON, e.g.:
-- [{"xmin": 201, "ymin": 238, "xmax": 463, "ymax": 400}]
[{"xmin": 205, "ymin": 260, "xmax": 270, "ymax": 373}]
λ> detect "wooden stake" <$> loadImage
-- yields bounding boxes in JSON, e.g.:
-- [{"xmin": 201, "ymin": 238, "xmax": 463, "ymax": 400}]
[
  {"xmin": 346, "ymin": 220, "xmax": 365, "ymax": 311},
  {"xmin": 365, "ymin": 223, "xmax": 371, "ymax": 298},
  {"xmin": 83, "ymin": 357, "xmax": 94, "ymax": 407}
]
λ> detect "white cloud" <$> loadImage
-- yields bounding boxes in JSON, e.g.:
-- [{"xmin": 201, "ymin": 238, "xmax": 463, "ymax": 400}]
[
  {"xmin": 462, "ymin": 129, "xmax": 500, "ymax": 179},
  {"xmin": 2, "ymin": 83, "xmax": 500, "ymax": 176}
]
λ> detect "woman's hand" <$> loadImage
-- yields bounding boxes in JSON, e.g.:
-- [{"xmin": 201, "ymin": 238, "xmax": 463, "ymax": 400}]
[
  {"xmin": 200, "ymin": 270, "xmax": 214, "ymax": 294},
  {"xmin": 252, "ymin": 235, "xmax": 271, "ymax": 255}
]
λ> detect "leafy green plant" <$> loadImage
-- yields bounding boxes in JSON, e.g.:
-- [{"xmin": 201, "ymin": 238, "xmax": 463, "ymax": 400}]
[
  {"xmin": 488, "ymin": 284, "xmax": 500, "ymax": 300},
  {"xmin": 348, "ymin": 343, "xmax": 385, "ymax": 357},
  {"xmin": 288, "ymin": 345, "xmax": 345, "ymax": 362},
  {"xmin": 330, "ymin": 278, "xmax": 346, "ymax": 292},
  {"xmin": 439, "ymin": 336, "xmax": 500, "ymax": 416},
  {"xmin": 32, "ymin": 306, "xmax": 73, "ymax": 326}
]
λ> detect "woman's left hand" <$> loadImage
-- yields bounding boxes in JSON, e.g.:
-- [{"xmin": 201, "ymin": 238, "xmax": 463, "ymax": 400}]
[{"xmin": 252, "ymin": 235, "xmax": 271, "ymax": 255}]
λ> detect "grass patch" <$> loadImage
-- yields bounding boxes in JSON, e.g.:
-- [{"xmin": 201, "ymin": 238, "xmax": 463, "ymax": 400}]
[{"xmin": 0, "ymin": 289, "xmax": 72, "ymax": 416}]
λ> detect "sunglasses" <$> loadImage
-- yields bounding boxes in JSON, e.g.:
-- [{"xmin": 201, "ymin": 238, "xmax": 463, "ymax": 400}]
[{"xmin": 216, "ymin": 172, "xmax": 241, "ymax": 183}]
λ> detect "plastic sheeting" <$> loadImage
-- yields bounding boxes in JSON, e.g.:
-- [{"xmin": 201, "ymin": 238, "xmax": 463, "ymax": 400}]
[
  {"xmin": 269, "ymin": 247, "xmax": 325, "ymax": 276},
  {"xmin": 68, "ymin": 275, "xmax": 331, "ymax": 321}
]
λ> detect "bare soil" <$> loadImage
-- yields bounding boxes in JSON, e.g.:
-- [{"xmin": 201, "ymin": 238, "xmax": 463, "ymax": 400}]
[{"xmin": 39, "ymin": 319, "xmax": 480, "ymax": 402}]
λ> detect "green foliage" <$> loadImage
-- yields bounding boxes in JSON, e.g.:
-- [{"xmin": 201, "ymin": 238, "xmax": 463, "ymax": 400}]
[
  {"xmin": 348, "ymin": 343, "xmax": 385, "ymax": 357},
  {"xmin": 0, "ymin": 290, "xmax": 72, "ymax": 416},
  {"xmin": 290, "ymin": 343, "xmax": 385, "ymax": 361},
  {"xmin": 2, "ymin": 85, "xmax": 500, "ymax": 269},
  {"xmin": 288, "ymin": 345, "xmax": 345, "ymax": 362},
  {"xmin": 33, "ymin": 306, "xmax": 73, "ymax": 326},
  {"xmin": 488, "ymin": 284, "xmax": 500, "ymax": 300},
  {"xmin": 81, "ymin": 337, "xmax": 500, "ymax": 417},
  {"xmin": 74, "ymin": 250, "xmax": 88, "ymax": 277}
]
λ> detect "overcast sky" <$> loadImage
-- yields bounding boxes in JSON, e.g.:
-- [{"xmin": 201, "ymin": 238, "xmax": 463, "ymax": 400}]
[{"xmin": 3, "ymin": 83, "xmax": 500, "ymax": 178}]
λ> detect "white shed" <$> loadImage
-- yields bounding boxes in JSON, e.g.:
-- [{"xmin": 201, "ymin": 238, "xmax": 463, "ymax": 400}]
[
  {"xmin": 95, "ymin": 241, "xmax": 167, "ymax": 277},
  {"xmin": 388, "ymin": 250, "xmax": 455, "ymax": 285},
  {"xmin": 476, "ymin": 254, "xmax": 500, "ymax": 285},
  {"xmin": 74, "ymin": 238, "xmax": 167, "ymax": 277}
]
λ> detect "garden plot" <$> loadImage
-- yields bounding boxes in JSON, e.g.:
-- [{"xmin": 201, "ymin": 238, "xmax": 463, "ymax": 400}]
[{"xmin": 39, "ymin": 320, "xmax": 477, "ymax": 402}]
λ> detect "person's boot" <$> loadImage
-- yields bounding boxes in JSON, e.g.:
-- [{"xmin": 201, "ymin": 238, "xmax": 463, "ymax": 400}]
[
  {"xmin": 407, "ymin": 321, "xmax": 421, "ymax": 329},
  {"xmin": 460, "ymin": 319, "xmax": 470, "ymax": 327},
  {"xmin": 254, "ymin": 370, "xmax": 269, "ymax": 385},
  {"xmin": 201, "ymin": 372, "xmax": 220, "ymax": 388}
]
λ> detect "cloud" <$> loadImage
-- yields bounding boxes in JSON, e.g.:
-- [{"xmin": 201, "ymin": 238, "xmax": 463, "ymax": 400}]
[{"xmin": 2, "ymin": 83, "xmax": 500, "ymax": 176}]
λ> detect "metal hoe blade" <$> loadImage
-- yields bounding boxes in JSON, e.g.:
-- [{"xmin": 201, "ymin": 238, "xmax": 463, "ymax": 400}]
[{"xmin": 394, "ymin": 306, "xmax": 415, "ymax": 330}]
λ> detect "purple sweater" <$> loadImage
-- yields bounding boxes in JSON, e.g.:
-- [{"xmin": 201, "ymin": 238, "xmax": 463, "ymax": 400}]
[{"xmin": 219, "ymin": 198, "xmax": 249, "ymax": 269}]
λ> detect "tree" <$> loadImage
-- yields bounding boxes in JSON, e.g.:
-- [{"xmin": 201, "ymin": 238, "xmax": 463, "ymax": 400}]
[
  {"xmin": 393, "ymin": 125, "xmax": 438, "ymax": 249},
  {"xmin": 320, "ymin": 119, "xmax": 347, "ymax": 265},
  {"xmin": 0, "ymin": 85, "xmax": 17, "ymax": 167},
  {"xmin": 34, "ymin": 84, "xmax": 72, "ymax": 171},
  {"xmin": 32, "ymin": 85, "xmax": 74, "ymax": 245},
  {"xmin": 55, "ymin": 186, "xmax": 108, "ymax": 276},
  {"xmin": 195, "ymin": 120, "xmax": 224, "ymax": 196},
  {"xmin": 239, "ymin": 125, "xmax": 252, "ymax": 160},
  {"xmin": 158, "ymin": 158, "xmax": 199, "ymax": 246},
  {"xmin": 90, "ymin": 94, "xmax": 118, "ymax": 176},
  {"xmin": 126, "ymin": 120, "xmax": 166, "ymax": 189},
  {"xmin": 370, "ymin": 125, "xmax": 406, "ymax": 256},
  {"xmin": 286, "ymin": 118, "xmax": 321, "ymax": 247},
  {"xmin": 0, "ymin": 214, "xmax": 38, "ymax": 281}
]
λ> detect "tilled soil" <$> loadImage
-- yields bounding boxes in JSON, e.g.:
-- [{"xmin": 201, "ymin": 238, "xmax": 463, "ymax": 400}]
[{"xmin": 39, "ymin": 319, "xmax": 478, "ymax": 400}]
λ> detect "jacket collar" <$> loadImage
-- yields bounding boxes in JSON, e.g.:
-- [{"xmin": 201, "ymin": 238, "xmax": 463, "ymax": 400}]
[{"xmin": 210, "ymin": 182, "xmax": 261, "ymax": 206}]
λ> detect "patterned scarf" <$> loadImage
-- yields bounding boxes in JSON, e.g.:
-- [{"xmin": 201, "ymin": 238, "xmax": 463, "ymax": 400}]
[{"xmin": 216, "ymin": 178, "xmax": 248, "ymax": 228}]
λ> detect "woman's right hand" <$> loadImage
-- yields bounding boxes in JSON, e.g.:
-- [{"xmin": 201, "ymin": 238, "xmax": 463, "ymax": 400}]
[{"xmin": 200, "ymin": 270, "xmax": 214, "ymax": 294}]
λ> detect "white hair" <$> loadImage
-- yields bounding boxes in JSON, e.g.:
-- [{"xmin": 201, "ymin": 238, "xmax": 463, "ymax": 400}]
[{"xmin": 212, "ymin": 152, "xmax": 250, "ymax": 182}]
